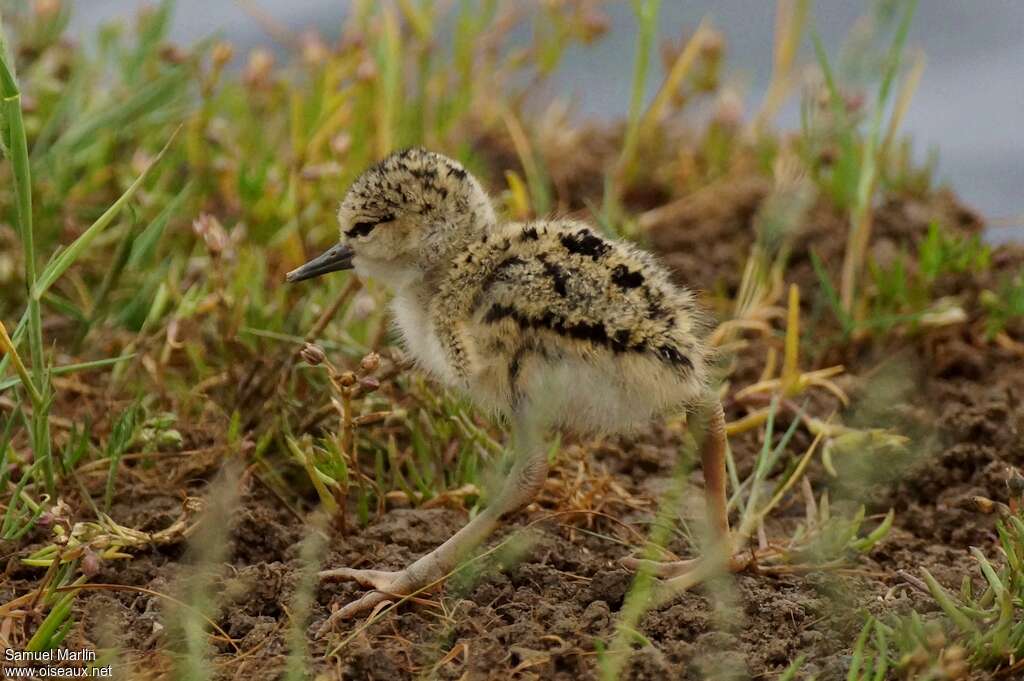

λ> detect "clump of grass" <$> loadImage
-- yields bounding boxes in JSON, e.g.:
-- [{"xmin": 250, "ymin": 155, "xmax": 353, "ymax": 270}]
[
  {"xmin": 981, "ymin": 272, "xmax": 1024, "ymax": 340},
  {"xmin": 860, "ymin": 482, "xmax": 1024, "ymax": 679},
  {"xmin": 801, "ymin": 0, "xmax": 923, "ymax": 316},
  {"xmin": 1, "ymin": 13, "xmax": 179, "ymax": 511},
  {"xmin": 2, "ymin": 21, "xmax": 54, "ymax": 495},
  {"xmin": 812, "ymin": 220, "xmax": 991, "ymax": 339}
]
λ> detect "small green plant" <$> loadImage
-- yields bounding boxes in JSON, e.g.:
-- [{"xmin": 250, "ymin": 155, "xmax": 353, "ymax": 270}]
[
  {"xmin": 812, "ymin": 221, "xmax": 991, "ymax": 339},
  {"xmin": 801, "ymin": 0, "xmax": 921, "ymax": 314},
  {"xmin": 865, "ymin": 222, "xmax": 988, "ymax": 331},
  {"xmin": 103, "ymin": 401, "xmax": 141, "ymax": 511},
  {"xmin": 981, "ymin": 272, "xmax": 1024, "ymax": 340},
  {"xmin": 288, "ymin": 344, "xmax": 386, "ymax": 527},
  {"xmin": 917, "ymin": 221, "xmax": 990, "ymax": 282},
  {"xmin": 858, "ymin": 489, "xmax": 1024, "ymax": 679}
]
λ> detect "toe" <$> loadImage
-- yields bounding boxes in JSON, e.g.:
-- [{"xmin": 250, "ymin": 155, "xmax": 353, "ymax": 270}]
[
  {"xmin": 336, "ymin": 590, "xmax": 395, "ymax": 619},
  {"xmin": 620, "ymin": 556, "xmax": 699, "ymax": 578},
  {"xmin": 316, "ymin": 591, "xmax": 396, "ymax": 637},
  {"xmin": 319, "ymin": 567, "xmax": 398, "ymax": 591}
]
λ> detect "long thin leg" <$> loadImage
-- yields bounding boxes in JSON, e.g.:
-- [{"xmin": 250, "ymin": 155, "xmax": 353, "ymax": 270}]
[
  {"xmin": 622, "ymin": 399, "xmax": 736, "ymax": 577},
  {"xmin": 701, "ymin": 399, "xmax": 730, "ymax": 545},
  {"xmin": 320, "ymin": 412, "xmax": 548, "ymax": 622}
]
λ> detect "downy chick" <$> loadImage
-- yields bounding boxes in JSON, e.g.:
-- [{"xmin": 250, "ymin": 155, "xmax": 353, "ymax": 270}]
[{"xmin": 287, "ymin": 148, "xmax": 732, "ymax": 619}]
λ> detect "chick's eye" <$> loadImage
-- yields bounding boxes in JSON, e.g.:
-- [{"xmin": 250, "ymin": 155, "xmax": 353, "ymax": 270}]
[
  {"xmin": 347, "ymin": 221, "xmax": 377, "ymax": 238},
  {"xmin": 345, "ymin": 213, "xmax": 395, "ymax": 239}
]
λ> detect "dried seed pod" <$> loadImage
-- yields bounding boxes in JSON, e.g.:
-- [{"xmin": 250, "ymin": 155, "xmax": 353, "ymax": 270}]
[
  {"xmin": 353, "ymin": 411, "xmax": 390, "ymax": 427},
  {"xmin": 926, "ymin": 629, "xmax": 946, "ymax": 651},
  {"xmin": 1007, "ymin": 467, "xmax": 1024, "ymax": 497},
  {"xmin": 191, "ymin": 213, "xmax": 230, "ymax": 256},
  {"xmin": 943, "ymin": 645, "xmax": 966, "ymax": 662},
  {"xmin": 844, "ymin": 90, "xmax": 865, "ymax": 114},
  {"xmin": 244, "ymin": 48, "xmax": 275, "ymax": 88},
  {"xmin": 81, "ymin": 548, "xmax": 101, "ymax": 577},
  {"xmin": 966, "ymin": 495, "xmax": 995, "ymax": 514},
  {"xmin": 33, "ymin": 0, "xmax": 60, "ymax": 19},
  {"xmin": 211, "ymin": 42, "xmax": 235, "ymax": 69},
  {"xmin": 358, "ymin": 376, "xmax": 380, "ymax": 393},
  {"xmin": 338, "ymin": 371, "xmax": 357, "ymax": 388},
  {"xmin": 355, "ymin": 57, "xmax": 377, "ymax": 83},
  {"xmin": 159, "ymin": 43, "xmax": 188, "ymax": 64},
  {"xmin": 300, "ymin": 343, "xmax": 327, "ymax": 366},
  {"xmin": 300, "ymin": 30, "xmax": 329, "ymax": 67},
  {"xmin": 579, "ymin": 7, "xmax": 610, "ymax": 43},
  {"xmin": 699, "ymin": 29, "xmax": 725, "ymax": 60},
  {"xmin": 907, "ymin": 647, "xmax": 929, "ymax": 668},
  {"xmin": 331, "ymin": 132, "xmax": 352, "ymax": 157},
  {"xmin": 360, "ymin": 352, "xmax": 381, "ymax": 373},
  {"xmin": 712, "ymin": 89, "xmax": 743, "ymax": 129}
]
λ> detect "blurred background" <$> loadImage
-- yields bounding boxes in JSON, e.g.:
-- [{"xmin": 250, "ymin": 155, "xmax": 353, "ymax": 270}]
[{"xmin": 66, "ymin": 1, "xmax": 1024, "ymax": 241}]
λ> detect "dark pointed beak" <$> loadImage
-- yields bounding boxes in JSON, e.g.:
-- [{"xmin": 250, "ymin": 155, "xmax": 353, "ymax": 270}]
[{"xmin": 285, "ymin": 242, "xmax": 355, "ymax": 282}]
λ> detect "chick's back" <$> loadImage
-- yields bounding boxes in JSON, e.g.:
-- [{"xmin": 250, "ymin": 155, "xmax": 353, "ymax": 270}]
[{"xmin": 432, "ymin": 220, "xmax": 713, "ymax": 431}]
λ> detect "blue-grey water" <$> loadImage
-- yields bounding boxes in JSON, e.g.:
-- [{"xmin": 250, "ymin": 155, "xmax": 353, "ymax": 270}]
[{"xmin": 68, "ymin": 1, "xmax": 1024, "ymax": 241}]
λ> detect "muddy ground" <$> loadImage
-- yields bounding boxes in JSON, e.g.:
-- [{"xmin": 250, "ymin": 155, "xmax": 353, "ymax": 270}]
[{"xmin": 3, "ymin": 163, "xmax": 1024, "ymax": 680}]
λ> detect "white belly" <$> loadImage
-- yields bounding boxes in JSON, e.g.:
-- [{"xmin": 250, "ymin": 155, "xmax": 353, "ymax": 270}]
[{"xmin": 390, "ymin": 292, "xmax": 458, "ymax": 385}]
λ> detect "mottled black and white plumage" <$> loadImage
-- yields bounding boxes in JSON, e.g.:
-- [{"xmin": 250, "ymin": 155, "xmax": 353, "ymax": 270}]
[
  {"xmin": 288, "ymin": 148, "xmax": 731, "ymax": 622},
  {"xmin": 327, "ymin": 148, "xmax": 713, "ymax": 432}
]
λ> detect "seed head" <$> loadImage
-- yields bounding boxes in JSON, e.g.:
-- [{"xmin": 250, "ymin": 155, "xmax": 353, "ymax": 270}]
[
  {"xmin": 300, "ymin": 30, "xmax": 330, "ymax": 67},
  {"xmin": 699, "ymin": 29, "xmax": 725, "ymax": 60},
  {"xmin": 212, "ymin": 42, "xmax": 235, "ymax": 69},
  {"xmin": 844, "ymin": 90, "xmax": 865, "ymax": 114},
  {"xmin": 926, "ymin": 628, "xmax": 946, "ymax": 651},
  {"xmin": 192, "ymin": 213, "xmax": 230, "ymax": 257},
  {"xmin": 580, "ymin": 7, "xmax": 610, "ymax": 43},
  {"xmin": 712, "ymin": 88, "xmax": 743, "ymax": 129},
  {"xmin": 331, "ymin": 132, "xmax": 352, "ymax": 156},
  {"xmin": 1007, "ymin": 467, "xmax": 1024, "ymax": 497},
  {"xmin": 301, "ymin": 343, "xmax": 327, "ymax": 366},
  {"xmin": 356, "ymin": 57, "xmax": 377, "ymax": 83},
  {"xmin": 943, "ymin": 645, "xmax": 966, "ymax": 662},
  {"xmin": 33, "ymin": 0, "xmax": 60, "ymax": 19},
  {"xmin": 338, "ymin": 371, "xmax": 357, "ymax": 388},
  {"xmin": 360, "ymin": 352, "xmax": 381, "ymax": 374},
  {"xmin": 968, "ymin": 495, "xmax": 995, "ymax": 514},
  {"xmin": 244, "ymin": 49, "xmax": 275, "ymax": 88},
  {"xmin": 81, "ymin": 548, "xmax": 101, "ymax": 577},
  {"xmin": 159, "ymin": 43, "xmax": 188, "ymax": 65},
  {"xmin": 358, "ymin": 376, "xmax": 380, "ymax": 394}
]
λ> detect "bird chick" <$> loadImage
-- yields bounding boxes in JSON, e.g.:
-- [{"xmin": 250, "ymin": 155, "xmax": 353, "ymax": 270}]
[{"xmin": 287, "ymin": 148, "xmax": 732, "ymax": 619}]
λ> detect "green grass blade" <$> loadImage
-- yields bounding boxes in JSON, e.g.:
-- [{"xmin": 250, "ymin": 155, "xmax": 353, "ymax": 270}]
[
  {"xmin": 52, "ymin": 66, "xmax": 186, "ymax": 154},
  {"xmin": 32, "ymin": 125, "xmax": 181, "ymax": 301},
  {"xmin": 128, "ymin": 180, "xmax": 192, "ymax": 267},
  {"xmin": 921, "ymin": 568, "xmax": 980, "ymax": 636},
  {"xmin": 615, "ymin": 0, "xmax": 662, "ymax": 184},
  {"xmin": 851, "ymin": 508, "xmax": 895, "ymax": 553},
  {"xmin": 0, "ymin": 355, "xmax": 136, "ymax": 393},
  {"xmin": 26, "ymin": 590, "xmax": 77, "ymax": 652},
  {"xmin": 1, "ymin": 35, "xmax": 55, "ymax": 492},
  {"xmin": 847, "ymin": 617, "xmax": 872, "ymax": 681},
  {"xmin": 810, "ymin": 250, "xmax": 853, "ymax": 334}
]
